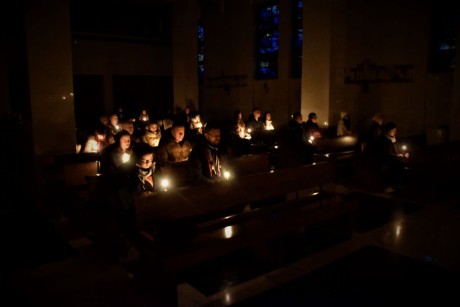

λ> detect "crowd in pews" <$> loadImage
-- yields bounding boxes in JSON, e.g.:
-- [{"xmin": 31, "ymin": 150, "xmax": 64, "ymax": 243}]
[{"xmin": 75, "ymin": 106, "xmax": 411, "ymax": 194}]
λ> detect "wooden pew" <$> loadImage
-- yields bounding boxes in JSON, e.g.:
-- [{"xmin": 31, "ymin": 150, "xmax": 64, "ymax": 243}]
[
  {"xmin": 225, "ymin": 152, "xmax": 273, "ymax": 177},
  {"xmin": 132, "ymin": 161, "xmax": 358, "ymax": 305},
  {"xmin": 312, "ymin": 135, "xmax": 360, "ymax": 180}
]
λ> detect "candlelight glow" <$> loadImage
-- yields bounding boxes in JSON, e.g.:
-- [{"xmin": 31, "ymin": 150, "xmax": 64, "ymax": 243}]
[
  {"xmin": 324, "ymin": 121, "xmax": 328, "ymax": 126},
  {"xmin": 223, "ymin": 171, "xmax": 231, "ymax": 180},
  {"xmin": 161, "ymin": 179, "xmax": 170, "ymax": 190},
  {"xmin": 224, "ymin": 226, "xmax": 233, "ymax": 238},
  {"xmin": 395, "ymin": 224, "xmax": 401, "ymax": 237},
  {"xmin": 122, "ymin": 153, "xmax": 130, "ymax": 163},
  {"xmin": 308, "ymin": 136, "xmax": 315, "ymax": 144},
  {"xmin": 401, "ymin": 145, "xmax": 407, "ymax": 151},
  {"xmin": 247, "ymin": 128, "xmax": 252, "ymax": 133}
]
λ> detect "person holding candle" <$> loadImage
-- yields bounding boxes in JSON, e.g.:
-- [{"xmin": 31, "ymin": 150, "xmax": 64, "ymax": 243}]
[
  {"xmin": 156, "ymin": 122, "xmax": 193, "ymax": 166},
  {"xmin": 99, "ymin": 130, "xmax": 134, "ymax": 175},
  {"xmin": 81, "ymin": 123, "xmax": 112, "ymax": 154},
  {"xmin": 188, "ymin": 121, "xmax": 227, "ymax": 185},
  {"xmin": 374, "ymin": 121, "xmax": 409, "ymax": 193}
]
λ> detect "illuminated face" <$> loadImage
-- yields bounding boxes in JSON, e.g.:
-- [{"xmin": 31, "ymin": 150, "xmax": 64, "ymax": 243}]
[
  {"xmin": 110, "ymin": 115, "xmax": 118, "ymax": 126},
  {"xmin": 138, "ymin": 153, "xmax": 154, "ymax": 168},
  {"xmin": 237, "ymin": 112, "xmax": 242, "ymax": 120},
  {"xmin": 205, "ymin": 128, "xmax": 221, "ymax": 146},
  {"xmin": 123, "ymin": 122, "xmax": 134, "ymax": 135},
  {"xmin": 119, "ymin": 135, "xmax": 131, "ymax": 151},
  {"xmin": 295, "ymin": 114, "xmax": 303, "ymax": 123},
  {"xmin": 311, "ymin": 116, "xmax": 318, "ymax": 123},
  {"xmin": 265, "ymin": 113, "xmax": 271, "ymax": 120},
  {"xmin": 254, "ymin": 110, "xmax": 261, "ymax": 120},
  {"xmin": 387, "ymin": 128, "xmax": 397, "ymax": 137},
  {"xmin": 148, "ymin": 123, "xmax": 158, "ymax": 133},
  {"xmin": 96, "ymin": 133, "xmax": 106, "ymax": 141},
  {"xmin": 172, "ymin": 126, "xmax": 185, "ymax": 142}
]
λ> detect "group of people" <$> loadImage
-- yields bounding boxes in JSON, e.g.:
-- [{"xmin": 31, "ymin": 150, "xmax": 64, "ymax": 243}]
[{"xmin": 80, "ymin": 106, "xmax": 409, "ymax": 195}]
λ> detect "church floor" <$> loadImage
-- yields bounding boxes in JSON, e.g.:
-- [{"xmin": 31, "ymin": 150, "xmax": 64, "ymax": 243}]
[{"xmin": 2, "ymin": 165, "xmax": 460, "ymax": 307}]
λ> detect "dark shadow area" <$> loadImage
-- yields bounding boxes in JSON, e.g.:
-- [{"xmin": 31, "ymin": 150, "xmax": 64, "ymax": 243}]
[{"xmin": 234, "ymin": 245, "xmax": 460, "ymax": 306}]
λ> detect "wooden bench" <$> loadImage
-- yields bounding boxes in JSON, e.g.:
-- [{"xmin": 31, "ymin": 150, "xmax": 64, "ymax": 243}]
[
  {"xmin": 132, "ymin": 161, "xmax": 358, "ymax": 305},
  {"xmin": 312, "ymin": 135, "xmax": 360, "ymax": 180}
]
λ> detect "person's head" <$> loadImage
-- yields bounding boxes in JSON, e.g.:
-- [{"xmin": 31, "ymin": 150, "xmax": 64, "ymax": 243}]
[
  {"xmin": 133, "ymin": 142, "xmax": 155, "ymax": 170},
  {"xmin": 147, "ymin": 122, "xmax": 159, "ymax": 133},
  {"xmin": 383, "ymin": 121, "xmax": 397, "ymax": 137},
  {"xmin": 340, "ymin": 111, "xmax": 349, "ymax": 120},
  {"xmin": 234, "ymin": 110, "xmax": 243, "ymax": 120},
  {"xmin": 94, "ymin": 124, "xmax": 107, "ymax": 140},
  {"xmin": 204, "ymin": 121, "xmax": 221, "ymax": 146},
  {"xmin": 171, "ymin": 123, "xmax": 185, "ymax": 142},
  {"xmin": 293, "ymin": 112, "xmax": 303, "ymax": 123},
  {"xmin": 99, "ymin": 115, "xmax": 109, "ymax": 126},
  {"xmin": 253, "ymin": 108, "xmax": 261, "ymax": 120},
  {"xmin": 191, "ymin": 112, "xmax": 201, "ymax": 122},
  {"xmin": 264, "ymin": 111, "xmax": 272, "ymax": 121},
  {"xmin": 115, "ymin": 130, "xmax": 131, "ymax": 151},
  {"xmin": 121, "ymin": 120, "xmax": 134, "ymax": 135},
  {"xmin": 308, "ymin": 112, "xmax": 318, "ymax": 122},
  {"xmin": 184, "ymin": 106, "xmax": 191, "ymax": 114},
  {"xmin": 372, "ymin": 113, "xmax": 384, "ymax": 125},
  {"xmin": 109, "ymin": 113, "xmax": 118, "ymax": 126}
]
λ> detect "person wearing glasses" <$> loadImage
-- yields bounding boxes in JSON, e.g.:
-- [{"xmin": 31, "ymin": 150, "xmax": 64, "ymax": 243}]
[
  {"xmin": 188, "ymin": 121, "xmax": 226, "ymax": 185},
  {"xmin": 127, "ymin": 142, "xmax": 161, "ymax": 194}
]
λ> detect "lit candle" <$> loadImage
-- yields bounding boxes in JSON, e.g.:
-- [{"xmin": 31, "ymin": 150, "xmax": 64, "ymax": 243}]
[
  {"xmin": 308, "ymin": 136, "xmax": 315, "ymax": 144},
  {"xmin": 122, "ymin": 153, "xmax": 130, "ymax": 163},
  {"xmin": 161, "ymin": 178, "xmax": 170, "ymax": 191},
  {"xmin": 223, "ymin": 171, "xmax": 230, "ymax": 180}
]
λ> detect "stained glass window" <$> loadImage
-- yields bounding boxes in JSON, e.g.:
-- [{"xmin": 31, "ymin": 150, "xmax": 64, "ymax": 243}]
[
  {"xmin": 255, "ymin": 3, "xmax": 280, "ymax": 79},
  {"xmin": 198, "ymin": 21, "xmax": 205, "ymax": 78},
  {"xmin": 291, "ymin": 0, "xmax": 303, "ymax": 78}
]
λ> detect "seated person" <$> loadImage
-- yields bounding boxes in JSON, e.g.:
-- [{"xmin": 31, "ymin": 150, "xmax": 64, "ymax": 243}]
[
  {"xmin": 81, "ymin": 123, "xmax": 111, "ymax": 154},
  {"xmin": 374, "ymin": 121, "xmax": 410, "ymax": 192},
  {"xmin": 231, "ymin": 110, "xmax": 251, "ymax": 156},
  {"xmin": 263, "ymin": 111, "xmax": 275, "ymax": 130},
  {"xmin": 141, "ymin": 122, "xmax": 162, "ymax": 148},
  {"xmin": 287, "ymin": 112, "xmax": 314, "ymax": 164},
  {"xmin": 126, "ymin": 142, "xmax": 162, "ymax": 195},
  {"xmin": 337, "ymin": 111, "xmax": 352, "ymax": 136},
  {"xmin": 188, "ymin": 121, "xmax": 227, "ymax": 185},
  {"xmin": 120, "ymin": 119, "xmax": 141, "ymax": 143},
  {"xmin": 99, "ymin": 130, "xmax": 134, "ymax": 175},
  {"xmin": 156, "ymin": 122, "xmax": 193, "ymax": 166},
  {"xmin": 246, "ymin": 107, "xmax": 264, "ymax": 132},
  {"xmin": 303, "ymin": 112, "xmax": 322, "ymax": 139},
  {"xmin": 107, "ymin": 113, "xmax": 122, "ymax": 136}
]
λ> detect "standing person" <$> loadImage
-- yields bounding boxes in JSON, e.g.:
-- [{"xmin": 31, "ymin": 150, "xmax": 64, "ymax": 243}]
[
  {"xmin": 337, "ymin": 111, "xmax": 352, "ymax": 136},
  {"xmin": 188, "ymin": 121, "xmax": 226, "ymax": 185}
]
